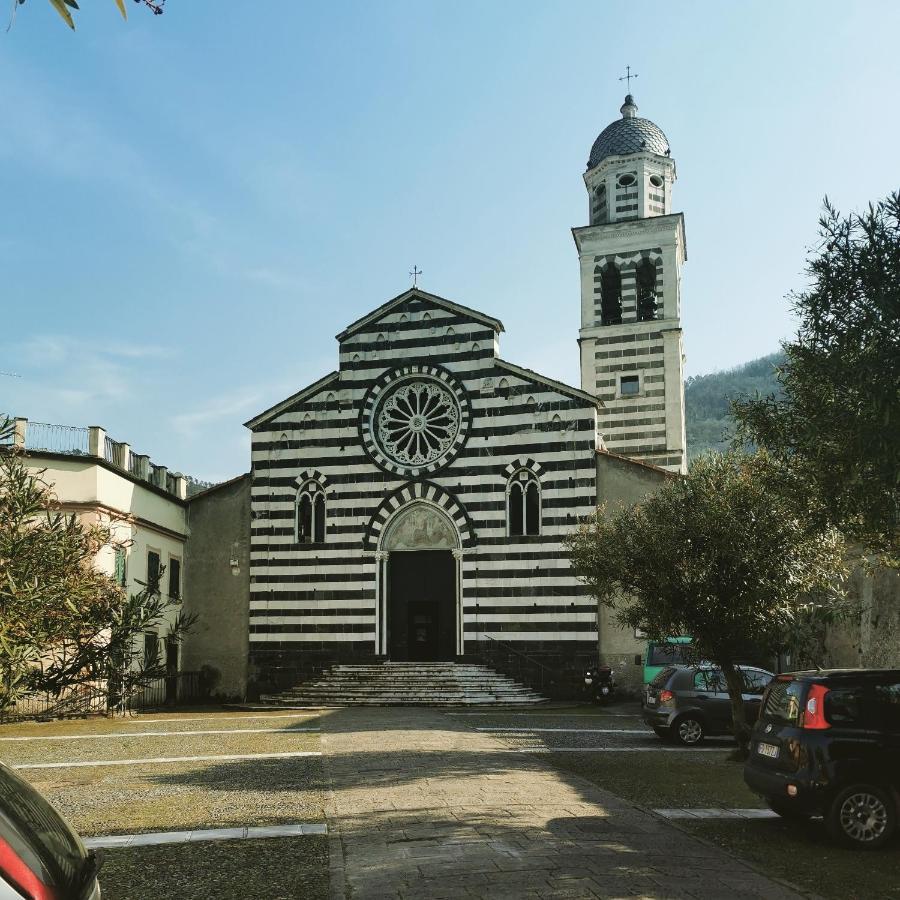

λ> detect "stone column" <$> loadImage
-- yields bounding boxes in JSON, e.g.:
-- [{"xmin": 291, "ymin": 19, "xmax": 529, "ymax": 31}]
[
  {"xmin": 452, "ymin": 548, "xmax": 465, "ymax": 656},
  {"xmin": 374, "ymin": 550, "xmax": 389, "ymax": 656},
  {"xmin": 88, "ymin": 426, "xmax": 106, "ymax": 458},
  {"xmin": 117, "ymin": 442, "xmax": 131, "ymax": 472},
  {"xmin": 13, "ymin": 417, "xmax": 27, "ymax": 449}
]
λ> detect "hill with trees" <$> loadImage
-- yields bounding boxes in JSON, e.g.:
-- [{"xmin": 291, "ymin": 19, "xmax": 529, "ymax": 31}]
[{"xmin": 685, "ymin": 351, "xmax": 785, "ymax": 461}]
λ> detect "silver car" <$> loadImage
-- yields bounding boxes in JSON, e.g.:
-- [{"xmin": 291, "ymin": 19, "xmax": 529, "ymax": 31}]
[{"xmin": 642, "ymin": 664, "xmax": 774, "ymax": 745}]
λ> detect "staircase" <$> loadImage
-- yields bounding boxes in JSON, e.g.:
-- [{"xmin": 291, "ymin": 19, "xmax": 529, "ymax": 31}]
[{"xmin": 260, "ymin": 662, "xmax": 549, "ymax": 707}]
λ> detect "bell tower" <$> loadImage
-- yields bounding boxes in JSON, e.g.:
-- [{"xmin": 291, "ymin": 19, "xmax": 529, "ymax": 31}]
[{"xmin": 574, "ymin": 93, "xmax": 687, "ymax": 473}]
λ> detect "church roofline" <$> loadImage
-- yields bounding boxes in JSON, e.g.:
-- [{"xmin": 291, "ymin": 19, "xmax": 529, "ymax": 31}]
[
  {"xmin": 496, "ymin": 358, "xmax": 601, "ymax": 408},
  {"xmin": 596, "ymin": 448, "xmax": 680, "ymax": 478},
  {"xmin": 243, "ymin": 371, "xmax": 340, "ymax": 430},
  {"xmin": 335, "ymin": 288, "xmax": 504, "ymax": 342}
]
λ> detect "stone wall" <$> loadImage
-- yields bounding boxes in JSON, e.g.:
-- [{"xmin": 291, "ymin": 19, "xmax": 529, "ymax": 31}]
[
  {"xmin": 594, "ymin": 450, "xmax": 674, "ymax": 693},
  {"xmin": 824, "ymin": 563, "xmax": 900, "ymax": 669},
  {"xmin": 183, "ymin": 474, "xmax": 251, "ymax": 700}
]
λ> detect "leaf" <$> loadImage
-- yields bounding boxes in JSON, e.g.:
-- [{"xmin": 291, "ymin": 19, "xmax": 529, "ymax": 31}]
[
  {"xmin": 48, "ymin": 0, "xmax": 75, "ymax": 28},
  {"xmin": 113, "ymin": 0, "xmax": 127, "ymax": 20},
  {"xmin": 63, "ymin": 0, "xmax": 79, "ymax": 9}
]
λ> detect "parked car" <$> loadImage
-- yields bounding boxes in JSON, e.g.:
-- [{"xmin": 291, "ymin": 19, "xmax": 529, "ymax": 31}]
[
  {"xmin": 642, "ymin": 664, "xmax": 774, "ymax": 745},
  {"xmin": 0, "ymin": 760, "xmax": 102, "ymax": 899},
  {"xmin": 744, "ymin": 668, "xmax": 900, "ymax": 850}
]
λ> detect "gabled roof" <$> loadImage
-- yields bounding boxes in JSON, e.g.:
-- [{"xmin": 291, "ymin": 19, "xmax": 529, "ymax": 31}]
[
  {"xmin": 243, "ymin": 371, "xmax": 339, "ymax": 430},
  {"xmin": 596, "ymin": 448, "xmax": 680, "ymax": 478},
  {"xmin": 496, "ymin": 359, "xmax": 601, "ymax": 408},
  {"xmin": 336, "ymin": 288, "xmax": 504, "ymax": 342}
]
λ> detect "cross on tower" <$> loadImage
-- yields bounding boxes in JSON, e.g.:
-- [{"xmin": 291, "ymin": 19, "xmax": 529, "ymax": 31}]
[
  {"xmin": 618, "ymin": 65, "xmax": 638, "ymax": 93},
  {"xmin": 409, "ymin": 265, "xmax": 422, "ymax": 288}
]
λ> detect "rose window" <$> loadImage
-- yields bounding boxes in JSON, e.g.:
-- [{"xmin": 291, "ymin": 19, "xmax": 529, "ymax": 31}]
[{"xmin": 375, "ymin": 380, "xmax": 461, "ymax": 467}]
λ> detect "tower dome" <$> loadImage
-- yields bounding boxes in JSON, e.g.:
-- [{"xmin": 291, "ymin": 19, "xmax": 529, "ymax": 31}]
[{"xmin": 587, "ymin": 95, "xmax": 670, "ymax": 170}]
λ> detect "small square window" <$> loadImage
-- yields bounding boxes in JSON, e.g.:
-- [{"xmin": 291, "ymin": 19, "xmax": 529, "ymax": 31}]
[{"xmin": 620, "ymin": 375, "xmax": 640, "ymax": 396}]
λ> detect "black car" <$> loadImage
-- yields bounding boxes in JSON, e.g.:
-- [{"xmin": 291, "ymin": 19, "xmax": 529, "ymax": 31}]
[
  {"xmin": 744, "ymin": 669, "xmax": 900, "ymax": 850},
  {"xmin": 643, "ymin": 664, "xmax": 774, "ymax": 745}
]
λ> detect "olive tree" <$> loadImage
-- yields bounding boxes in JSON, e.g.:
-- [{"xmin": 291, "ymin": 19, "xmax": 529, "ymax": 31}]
[
  {"xmin": 733, "ymin": 191, "xmax": 900, "ymax": 563},
  {"xmin": 568, "ymin": 451, "xmax": 848, "ymax": 751}
]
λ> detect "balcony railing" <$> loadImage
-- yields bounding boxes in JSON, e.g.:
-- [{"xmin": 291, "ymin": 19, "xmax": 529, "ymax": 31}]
[{"xmin": 25, "ymin": 422, "xmax": 89, "ymax": 455}]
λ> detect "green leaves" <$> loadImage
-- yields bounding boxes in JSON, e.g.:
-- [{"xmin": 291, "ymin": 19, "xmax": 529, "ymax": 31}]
[{"xmin": 732, "ymin": 191, "xmax": 900, "ymax": 563}]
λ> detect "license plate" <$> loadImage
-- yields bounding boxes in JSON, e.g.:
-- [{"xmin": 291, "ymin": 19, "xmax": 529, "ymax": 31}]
[
  {"xmin": 584, "ymin": 678, "xmax": 592, "ymax": 685},
  {"xmin": 757, "ymin": 742, "xmax": 779, "ymax": 759}
]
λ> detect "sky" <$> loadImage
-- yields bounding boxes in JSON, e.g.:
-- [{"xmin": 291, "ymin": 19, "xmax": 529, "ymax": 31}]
[{"xmin": 2, "ymin": 1, "xmax": 898, "ymax": 482}]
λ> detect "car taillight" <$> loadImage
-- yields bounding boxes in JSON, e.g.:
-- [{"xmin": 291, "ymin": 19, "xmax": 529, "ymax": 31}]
[
  {"xmin": 801, "ymin": 684, "xmax": 831, "ymax": 730},
  {"xmin": 0, "ymin": 835, "xmax": 57, "ymax": 900},
  {"xmin": 658, "ymin": 689, "xmax": 674, "ymax": 703}
]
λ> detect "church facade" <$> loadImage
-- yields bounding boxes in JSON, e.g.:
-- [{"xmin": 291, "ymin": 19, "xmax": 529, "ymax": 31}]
[
  {"xmin": 184, "ymin": 93, "xmax": 688, "ymax": 695},
  {"xmin": 244, "ymin": 291, "xmax": 602, "ymax": 678}
]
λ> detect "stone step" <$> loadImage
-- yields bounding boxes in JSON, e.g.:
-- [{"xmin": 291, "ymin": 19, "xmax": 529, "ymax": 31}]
[{"xmin": 261, "ymin": 661, "xmax": 549, "ymax": 707}]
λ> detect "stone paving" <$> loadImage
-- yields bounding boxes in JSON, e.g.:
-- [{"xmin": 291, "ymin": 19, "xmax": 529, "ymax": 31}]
[{"xmin": 321, "ymin": 707, "xmax": 804, "ymax": 900}]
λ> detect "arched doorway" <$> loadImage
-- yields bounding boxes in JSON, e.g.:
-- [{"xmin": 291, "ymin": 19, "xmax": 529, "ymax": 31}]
[{"xmin": 377, "ymin": 501, "xmax": 461, "ymax": 661}]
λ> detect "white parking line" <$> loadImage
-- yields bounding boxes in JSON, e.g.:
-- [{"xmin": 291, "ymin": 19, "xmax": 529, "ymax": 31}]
[
  {"xmin": 13, "ymin": 751, "xmax": 322, "ymax": 769},
  {"xmin": 109, "ymin": 713, "xmax": 319, "ymax": 724},
  {"xmin": 0, "ymin": 728, "xmax": 319, "ymax": 742},
  {"xmin": 84, "ymin": 822, "xmax": 328, "ymax": 849},
  {"xmin": 518, "ymin": 747, "xmax": 731, "ymax": 753},
  {"xmin": 447, "ymin": 712, "xmax": 641, "ymax": 718},
  {"xmin": 477, "ymin": 727, "xmax": 650, "ymax": 735},
  {"xmin": 655, "ymin": 808, "xmax": 779, "ymax": 819}
]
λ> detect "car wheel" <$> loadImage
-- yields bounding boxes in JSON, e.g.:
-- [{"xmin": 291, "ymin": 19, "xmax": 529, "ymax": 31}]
[
  {"xmin": 767, "ymin": 798, "xmax": 812, "ymax": 820},
  {"xmin": 826, "ymin": 784, "xmax": 897, "ymax": 850},
  {"xmin": 652, "ymin": 726, "xmax": 674, "ymax": 742},
  {"xmin": 673, "ymin": 715, "xmax": 704, "ymax": 746}
]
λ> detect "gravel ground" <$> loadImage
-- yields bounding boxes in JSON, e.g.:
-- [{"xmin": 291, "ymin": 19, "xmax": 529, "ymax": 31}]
[
  {"xmin": 0, "ymin": 711, "xmax": 321, "ymax": 738},
  {"xmin": 0, "ymin": 729, "xmax": 320, "ymax": 766},
  {"xmin": 20, "ymin": 754, "xmax": 328, "ymax": 836},
  {"xmin": 97, "ymin": 835, "xmax": 328, "ymax": 900}
]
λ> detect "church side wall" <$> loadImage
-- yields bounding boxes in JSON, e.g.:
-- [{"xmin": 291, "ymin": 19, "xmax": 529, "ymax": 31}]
[
  {"xmin": 183, "ymin": 475, "xmax": 251, "ymax": 700},
  {"xmin": 248, "ymin": 297, "xmax": 601, "ymax": 691},
  {"xmin": 595, "ymin": 451, "xmax": 674, "ymax": 693}
]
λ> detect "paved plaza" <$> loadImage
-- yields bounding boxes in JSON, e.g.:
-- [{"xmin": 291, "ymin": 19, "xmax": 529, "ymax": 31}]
[{"xmin": 322, "ymin": 707, "xmax": 804, "ymax": 900}]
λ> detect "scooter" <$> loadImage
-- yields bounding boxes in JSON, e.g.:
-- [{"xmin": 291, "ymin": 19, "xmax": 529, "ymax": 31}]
[{"xmin": 583, "ymin": 664, "xmax": 616, "ymax": 704}]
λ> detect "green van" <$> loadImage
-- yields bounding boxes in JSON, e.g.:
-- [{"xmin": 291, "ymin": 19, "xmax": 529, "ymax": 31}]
[{"xmin": 643, "ymin": 636, "xmax": 693, "ymax": 685}]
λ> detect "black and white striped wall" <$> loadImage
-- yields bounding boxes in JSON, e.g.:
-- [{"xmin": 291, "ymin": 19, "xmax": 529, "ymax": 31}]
[{"xmin": 245, "ymin": 289, "xmax": 601, "ymax": 677}]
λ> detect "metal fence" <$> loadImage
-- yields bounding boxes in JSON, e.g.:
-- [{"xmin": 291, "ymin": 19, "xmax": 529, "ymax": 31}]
[
  {"xmin": 25, "ymin": 422, "xmax": 89, "ymax": 455},
  {"xmin": 0, "ymin": 672, "xmax": 203, "ymax": 723}
]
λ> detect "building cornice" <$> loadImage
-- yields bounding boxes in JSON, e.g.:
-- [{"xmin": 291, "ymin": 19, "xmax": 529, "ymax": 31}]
[
  {"xmin": 55, "ymin": 500, "xmax": 187, "ymax": 542},
  {"xmin": 243, "ymin": 371, "xmax": 340, "ymax": 430},
  {"xmin": 496, "ymin": 358, "xmax": 601, "ymax": 408},
  {"xmin": 336, "ymin": 288, "xmax": 504, "ymax": 342},
  {"xmin": 11, "ymin": 449, "xmax": 188, "ymax": 508},
  {"xmin": 572, "ymin": 212, "xmax": 687, "ymax": 260}
]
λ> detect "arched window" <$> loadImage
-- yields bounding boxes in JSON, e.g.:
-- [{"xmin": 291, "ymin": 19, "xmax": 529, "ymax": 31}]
[
  {"xmin": 636, "ymin": 259, "xmax": 658, "ymax": 321},
  {"xmin": 600, "ymin": 265, "xmax": 622, "ymax": 325},
  {"xmin": 297, "ymin": 481, "xmax": 326, "ymax": 544},
  {"xmin": 508, "ymin": 470, "xmax": 541, "ymax": 537}
]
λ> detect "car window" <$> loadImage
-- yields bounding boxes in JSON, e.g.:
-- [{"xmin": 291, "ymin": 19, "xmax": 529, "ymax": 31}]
[
  {"xmin": 740, "ymin": 669, "xmax": 772, "ymax": 695},
  {"xmin": 648, "ymin": 643, "xmax": 693, "ymax": 666},
  {"xmin": 650, "ymin": 666, "xmax": 676, "ymax": 688},
  {"xmin": 873, "ymin": 681, "xmax": 900, "ymax": 731},
  {"xmin": 763, "ymin": 678, "xmax": 805, "ymax": 725},
  {"xmin": 0, "ymin": 763, "xmax": 87, "ymax": 890},
  {"xmin": 702, "ymin": 670, "xmax": 727, "ymax": 693},
  {"xmin": 693, "ymin": 671, "xmax": 710, "ymax": 692},
  {"xmin": 825, "ymin": 686, "xmax": 867, "ymax": 726}
]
